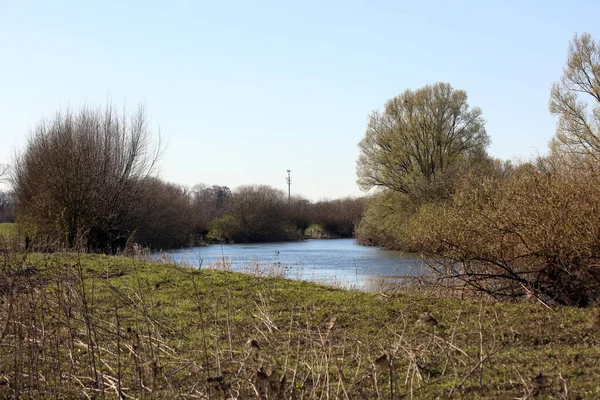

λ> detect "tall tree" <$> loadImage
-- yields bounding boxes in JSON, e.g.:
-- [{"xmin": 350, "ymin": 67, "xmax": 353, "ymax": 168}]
[
  {"xmin": 357, "ymin": 82, "xmax": 489, "ymax": 196},
  {"xmin": 550, "ymin": 33, "xmax": 600, "ymax": 165}
]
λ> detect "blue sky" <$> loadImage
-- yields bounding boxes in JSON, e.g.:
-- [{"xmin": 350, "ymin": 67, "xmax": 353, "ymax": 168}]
[{"xmin": 2, "ymin": 0, "xmax": 599, "ymax": 199}]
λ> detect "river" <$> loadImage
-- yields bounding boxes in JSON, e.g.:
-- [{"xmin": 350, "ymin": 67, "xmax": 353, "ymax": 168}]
[{"xmin": 161, "ymin": 238, "xmax": 424, "ymax": 290}]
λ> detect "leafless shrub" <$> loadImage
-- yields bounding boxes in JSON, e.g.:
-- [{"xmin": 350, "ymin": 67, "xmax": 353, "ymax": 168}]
[
  {"xmin": 412, "ymin": 160, "xmax": 600, "ymax": 306},
  {"xmin": 226, "ymin": 184, "xmax": 295, "ymax": 242},
  {"xmin": 550, "ymin": 32, "xmax": 600, "ymax": 169},
  {"xmin": 12, "ymin": 104, "xmax": 161, "ymax": 251},
  {"xmin": 128, "ymin": 178, "xmax": 194, "ymax": 249},
  {"xmin": 306, "ymin": 196, "xmax": 365, "ymax": 238}
]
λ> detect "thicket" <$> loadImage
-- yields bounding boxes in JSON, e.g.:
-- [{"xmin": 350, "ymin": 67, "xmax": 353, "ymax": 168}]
[{"xmin": 357, "ymin": 32, "xmax": 600, "ymax": 306}]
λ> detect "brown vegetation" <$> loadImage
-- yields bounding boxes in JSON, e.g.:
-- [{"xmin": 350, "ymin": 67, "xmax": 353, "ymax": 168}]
[
  {"xmin": 8, "ymin": 105, "xmax": 363, "ymax": 250},
  {"xmin": 411, "ymin": 160, "xmax": 600, "ymax": 306},
  {"xmin": 356, "ymin": 33, "xmax": 600, "ymax": 307},
  {"xmin": 308, "ymin": 197, "xmax": 365, "ymax": 238},
  {"xmin": 226, "ymin": 184, "xmax": 294, "ymax": 242},
  {"xmin": 129, "ymin": 179, "xmax": 195, "ymax": 250},
  {"xmin": 12, "ymin": 105, "xmax": 161, "ymax": 251}
]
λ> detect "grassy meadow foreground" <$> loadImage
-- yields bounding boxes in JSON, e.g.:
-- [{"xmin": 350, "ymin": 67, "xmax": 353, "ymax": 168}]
[{"xmin": 1, "ymin": 249, "xmax": 599, "ymax": 399}]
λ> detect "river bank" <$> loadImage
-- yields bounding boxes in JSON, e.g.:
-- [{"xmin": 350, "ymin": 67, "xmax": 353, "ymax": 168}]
[{"xmin": 1, "ymin": 252, "xmax": 599, "ymax": 398}]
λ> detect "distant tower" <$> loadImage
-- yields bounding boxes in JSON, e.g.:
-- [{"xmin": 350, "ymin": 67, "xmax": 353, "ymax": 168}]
[{"xmin": 286, "ymin": 170, "xmax": 291, "ymax": 202}]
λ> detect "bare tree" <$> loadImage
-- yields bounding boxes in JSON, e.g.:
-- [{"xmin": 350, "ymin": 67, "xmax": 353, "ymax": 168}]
[
  {"xmin": 12, "ymin": 104, "xmax": 161, "ymax": 250},
  {"xmin": 0, "ymin": 163, "xmax": 7, "ymax": 183},
  {"xmin": 550, "ymin": 33, "xmax": 600, "ymax": 166}
]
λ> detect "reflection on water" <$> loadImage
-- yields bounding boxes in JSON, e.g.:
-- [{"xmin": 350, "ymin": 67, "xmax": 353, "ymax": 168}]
[{"xmin": 160, "ymin": 239, "xmax": 424, "ymax": 289}]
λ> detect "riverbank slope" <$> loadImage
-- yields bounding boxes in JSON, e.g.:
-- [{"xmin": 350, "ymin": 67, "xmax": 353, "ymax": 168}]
[{"xmin": 1, "ymin": 253, "xmax": 599, "ymax": 398}]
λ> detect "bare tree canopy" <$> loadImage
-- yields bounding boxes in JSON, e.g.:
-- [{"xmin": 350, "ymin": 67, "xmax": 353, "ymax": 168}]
[
  {"xmin": 12, "ymin": 104, "xmax": 161, "ymax": 249},
  {"xmin": 550, "ymin": 33, "xmax": 600, "ymax": 164},
  {"xmin": 0, "ymin": 163, "xmax": 7, "ymax": 182},
  {"xmin": 357, "ymin": 82, "xmax": 489, "ymax": 195}
]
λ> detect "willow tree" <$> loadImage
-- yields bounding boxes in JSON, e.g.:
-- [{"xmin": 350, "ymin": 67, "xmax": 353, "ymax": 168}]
[
  {"xmin": 12, "ymin": 104, "xmax": 161, "ymax": 250},
  {"xmin": 357, "ymin": 82, "xmax": 489, "ymax": 198},
  {"xmin": 550, "ymin": 33, "xmax": 600, "ymax": 167}
]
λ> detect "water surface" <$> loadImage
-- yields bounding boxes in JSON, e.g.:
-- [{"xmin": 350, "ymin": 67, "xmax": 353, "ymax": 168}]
[{"xmin": 162, "ymin": 239, "xmax": 424, "ymax": 289}]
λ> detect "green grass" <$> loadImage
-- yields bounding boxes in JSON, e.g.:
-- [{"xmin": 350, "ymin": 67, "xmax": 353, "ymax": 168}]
[
  {"xmin": 304, "ymin": 224, "xmax": 325, "ymax": 238},
  {"xmin": 1, "ymin": 252, "xmax": 599, "ymax": 398},
  {"xmin": 0, "ymin": 222, "xmax": 17, "ymax": 237}
]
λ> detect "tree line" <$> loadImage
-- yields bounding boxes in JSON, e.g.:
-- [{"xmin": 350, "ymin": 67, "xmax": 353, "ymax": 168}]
[
  {"xmin": 355, "ymin": 32, "xmax": 600, "ymax": 307},
  {"xmin": 5, "ymin": 109, "xmax": 363, "ymax": 251},
  {"xmin": 189, "ymin": 184, "xmax": 364, "ymax": 245}
]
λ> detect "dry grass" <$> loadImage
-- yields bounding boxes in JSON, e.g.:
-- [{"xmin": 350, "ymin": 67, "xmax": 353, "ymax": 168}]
[{"xmin": 1, "ymin": 242, "xmax": 599, "ymax": 398}]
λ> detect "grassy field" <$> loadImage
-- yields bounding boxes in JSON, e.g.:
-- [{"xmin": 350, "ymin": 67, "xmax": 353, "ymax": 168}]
[{"xmin": 1, "ymin": 252, "xmax": 599, "ymax": 399}]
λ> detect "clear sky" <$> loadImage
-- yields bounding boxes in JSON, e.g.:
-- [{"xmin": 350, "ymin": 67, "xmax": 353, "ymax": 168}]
[{"xmin": 2, "ymin": 0, "xmax": 599, "ymax": 199}]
